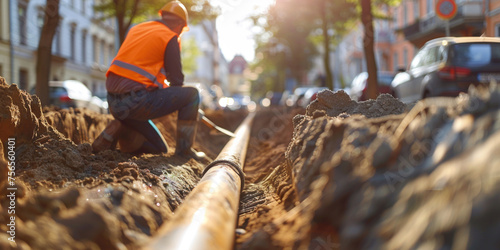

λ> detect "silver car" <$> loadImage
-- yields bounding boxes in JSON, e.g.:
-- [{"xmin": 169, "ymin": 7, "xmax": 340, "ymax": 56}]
[
  {"xmin": 48, "ymin": 80, "xmax": 108, "ymax": 113},
  {"xmin": 391, "ymin": 37, "xmax": 500, "ymax": 103}
]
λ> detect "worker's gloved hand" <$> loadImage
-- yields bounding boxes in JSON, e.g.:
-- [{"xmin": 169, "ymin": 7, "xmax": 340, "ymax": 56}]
[{"xmin": 92, "ymin": 120, "xmax": 123, "ymax": 153}]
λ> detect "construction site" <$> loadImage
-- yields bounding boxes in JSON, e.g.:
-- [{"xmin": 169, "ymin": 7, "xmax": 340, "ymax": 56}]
[{"xmin": 1, "ymin": 75, "xmax": 500, "ymax": 249}]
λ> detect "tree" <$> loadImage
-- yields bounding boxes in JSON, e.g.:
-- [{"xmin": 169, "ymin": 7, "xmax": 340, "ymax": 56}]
[
  {"xmin": 252, "ymin": 0, "xmax": 399, "ymax": 99},
  {"xmin": 35, "ymin": 0, "xmax": 60, "ymax": 105},
  {"xmin": 94, "ymin": 0, "xmax": 221, "ymax": 86},
  {"xmin": 251, "ymin": 0, "xmax": 359, "ymax": 95},
  {"xmin": 94, "ymin": 0, "xmax": 159, "ymax": 45},
  {"xmin": 308, "ymin": 0, "xmax": 357, "ymax": 90},
  {"xmin": 180, "ymin": 37, "xmax": 201, "ymax": 75},
  {"xmin": 94, "ymin": 0, "xmax": 219, "ymax": 45},
  {"xmin": 361, "ymin": 0, "xmax": 378, "ymax": 99},
  {"xmin": 251, "ymin": 0, "xmax": 318, "ymax": 95}
]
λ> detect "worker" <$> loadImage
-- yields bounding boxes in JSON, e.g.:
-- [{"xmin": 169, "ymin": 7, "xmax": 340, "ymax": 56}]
[{"xmin": 92, "ymin": 1, "xmax": 207, "ymax": 161}]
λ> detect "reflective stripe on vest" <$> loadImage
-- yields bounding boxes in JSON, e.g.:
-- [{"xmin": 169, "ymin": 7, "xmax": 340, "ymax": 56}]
[{"xmin": 111, "ymin": 60, "xmax": 163, "ymax": 88}]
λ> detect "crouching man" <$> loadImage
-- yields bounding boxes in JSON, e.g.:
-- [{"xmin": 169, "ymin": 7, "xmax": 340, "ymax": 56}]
[{"xmin": 92, "ymin": 1, "xmax": 207, "ymax": 161}]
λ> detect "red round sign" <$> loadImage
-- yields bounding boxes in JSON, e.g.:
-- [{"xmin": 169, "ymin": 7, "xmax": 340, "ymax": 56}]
[{"xmin": 436, "ymin": 0, "xmax": 457, "ymax": 20}]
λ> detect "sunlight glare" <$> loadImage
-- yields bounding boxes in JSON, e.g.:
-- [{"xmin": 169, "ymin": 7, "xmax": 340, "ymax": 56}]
[{"xmin": 213, "ymin": 0, "xmax": 276, "ymax": 62}]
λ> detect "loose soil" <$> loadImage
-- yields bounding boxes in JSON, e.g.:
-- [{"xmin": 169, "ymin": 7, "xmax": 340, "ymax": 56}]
[{"xmin": 1, "ymin": 76, "xmax": 500, "ymax": 249}]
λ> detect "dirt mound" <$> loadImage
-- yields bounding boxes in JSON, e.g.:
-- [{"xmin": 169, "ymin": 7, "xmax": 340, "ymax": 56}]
[
  {"xmin": 0, "ymin": 78, "xmax": 210, "ymax": 249},
  {"xmin": 306, "ymin": 90, "xmax": 408, "ymax": 118},
  {"xmin": 43, "ymin": 107, "xmax": 113, "ymax": 145},
  {"xmin": 4, "ymin": 73, "xmax": 500, "ymax": 249},
  {"xmin": 0, "ymin": 77, "xmax": 62, "ymax": 149},
  {"xmin": 236, "ymin": 86, "xmax": 500, "ymax": 249}
]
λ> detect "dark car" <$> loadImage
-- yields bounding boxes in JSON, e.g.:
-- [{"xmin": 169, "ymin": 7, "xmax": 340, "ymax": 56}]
[
  {"xmin": 391, "ymin": 37, "xmax": 500, "ymax": 103},
  {"xmin": 350, "ymin": 71, "xmax": 395, "ymax": 101}
]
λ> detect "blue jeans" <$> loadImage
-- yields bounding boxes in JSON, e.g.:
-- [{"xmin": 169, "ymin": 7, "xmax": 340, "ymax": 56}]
[{"xmin": 107, "ymin": 86, "xmax": 200, "ymax": 153}]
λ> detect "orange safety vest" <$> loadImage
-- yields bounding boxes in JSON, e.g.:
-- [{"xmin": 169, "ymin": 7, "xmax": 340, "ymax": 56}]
[{"xmin": 107, "ymin": 21, "xmax": 177, "ymax": 89}]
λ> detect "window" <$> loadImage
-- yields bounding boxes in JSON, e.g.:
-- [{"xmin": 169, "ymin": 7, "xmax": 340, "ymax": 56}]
[
  {"xmin": 451, "ymin": 43, "xmax": 500, "ymax": 67},
  {"xmin": 18, "ymin": 68, "xmax": 28, "ymax": 90},
  {"xmin": 108, "ymin": 44, "xmax": 114, "ymax": 65},
  {"xmin": 422, "ymin": 46, "xmax": 439, "ymax": 65},
  {"xmin": 410, "ymin": 49, "xmax": 426, "ymax": 69},
  {"xmin": 82, "ymin": 30, "xmax": 87, "ymax": 63},
  {"xmin": 18, "ymin": 3, "xmax": 28, "ymax": 45},
  {"xmin": 237, "ymin": 65, "xmax": 243, "ymax": 74},
  {"xmin": 403, "ymin": 48, "xmax": 408, "ymax": 68},
  {"xmin": 100, "ymin": 40, "xmax": 105, "ymax": 65},
  {"xmin": 496, "ymin": 24, "xmax": 500, "ymax": 37},
  {"xmin": 413, "ymin": 0, "xmax": 420, "ymax": 20},
  {"xmin": 37, "ymin": 9, "xmax": 44, "ymax": 34},
  {"xmin": 426, "ymin": 0, "xmax": 433, "ymax": 15},
  {"xmin": 53, "ymin": 28, "xmax": 61, "ymax": 55},
  {"xmin": 70, "ymin": 24, "xmax": 76, "ymax": 60},
  {"xmin": 393, "ymin": 8, "xmax": 399, "ymax": 28},
  {"xmin": 82, "ymin": 0, "xmax": 86, "ymax": 15},
  {"xmin": 394, "ymin": 52, "xmax": 399, "ymax": 71},
  {"xmin": 403, "ymin": 1, "xmax": 408, "ymax": 26},
  {"xmin": 92, "ymin": 35, "xmax": 98, "ymax": 63}
]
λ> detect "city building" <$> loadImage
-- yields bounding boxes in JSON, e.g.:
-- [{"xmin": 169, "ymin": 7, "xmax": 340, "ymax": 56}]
[
  {"xmin": 181, "ymin": 19, "xmax": 229, "ymax": 96},
  {"xmin": 333, "ymin": 7, "xmax": 396, "ymax": 87},
  {"xmin": 0, "ymin": 0, "xmax": 115, "ymax": 97},
  {"xmin": 1, "ymin": 1, "xmax": 230, "ymax": 100},
  {"xmin": 485, "ymin": 0, "xmax": 500, "ymax": 36},
  {"xmin": 227, "ymin": 55, "xmax": 249, "ymax": 96},
  {"xmin": 0, "ymin": 0, "xmax": 11, "ymax": 81},
  {"xmin": 336, "ymin": 0, "xmax": 500, "ymax": 87}
]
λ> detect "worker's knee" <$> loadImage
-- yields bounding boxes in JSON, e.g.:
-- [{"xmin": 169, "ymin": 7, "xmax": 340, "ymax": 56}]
[{"xmin": 185, "ymin": 86, "xmax": 200, "ymax": 105}]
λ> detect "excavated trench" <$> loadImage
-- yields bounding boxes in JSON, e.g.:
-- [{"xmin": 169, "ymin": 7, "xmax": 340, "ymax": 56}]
[{"xmin": 2, "ymin": 75, "xmax": 500, "ymax": 249}]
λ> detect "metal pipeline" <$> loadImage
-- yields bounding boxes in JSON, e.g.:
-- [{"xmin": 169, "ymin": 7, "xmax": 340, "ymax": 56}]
[{"xmin": 148, "ymin": 112, "xmax": 256, "ymax": 250}]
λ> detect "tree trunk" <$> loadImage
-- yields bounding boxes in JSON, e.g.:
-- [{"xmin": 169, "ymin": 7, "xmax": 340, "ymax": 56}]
[
  {"xmin": 36, "ymin": 0, "xmax": 60, "ymax": 106},
  {"xmin": 114, "ymin": 0, "xmax": 126, "ymax": 45},
  {"xmin": 321, "ymin": 1, "xmax": 333, "ymax": 89},
  {"xmin": 360, "ymin": 0, "xmax": 378, "ymax": 99},
  {"xmin": 113, "ymin": 0, "xmax": 139, "ymax": 45}
]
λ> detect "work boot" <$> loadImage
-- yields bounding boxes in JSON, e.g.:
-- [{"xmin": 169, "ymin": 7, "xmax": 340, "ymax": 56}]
[
  {"xmin": 118, "ymin": 125, "xmax": 147, "ymax": 153},
  {"xmin": 175, "ymin": 120, "xmax": 210, "ymax": 162},
  {"xmin": 92, "ymin": 120, "xmax": 123, "ymax": 153}
]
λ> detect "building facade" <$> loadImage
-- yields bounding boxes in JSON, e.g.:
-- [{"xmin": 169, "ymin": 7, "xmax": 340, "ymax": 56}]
[
  {"xmin": 181, "ymin": 19, "xmax": 229, "ymax": 96},
  {"xmin": 336, "ymin": 0, "xmax": 500, "ymax": 87},
  {"xmin": 0, "ymin": 0, "xmax": 115, "ymax": 97},
  {"xmin": 0, "ymin": 0, "xmax": 11, "ymax": 81},
  {"xmin": 227, "ymin": 55, "xmax": 249, "ymax": 96},
  {"xmin": 485, "ymin": 0, "xmax": 500, "ymax": 36}
]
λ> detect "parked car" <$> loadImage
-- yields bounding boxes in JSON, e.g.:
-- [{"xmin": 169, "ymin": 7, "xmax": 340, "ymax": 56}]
[
  {"xmin": 31, "ymin": 80, "xmax": 108, "ymax": 113},
  {"xmin": 284, "ymin": 87, "xmax": 310, "ymax": 107},
  {"xmin": 302, "ymin": 87, "xmax": 329, "ymax": 106},
  {"xmin": 284, "ymin": 86, "xmax": 330, "ymax": 107},
  {"xmin": 350, "ymin": 71, "xmax": 395, "ymax": 101},
  {"xmin": 260, "ymin": 91, "xmax": 283, "ymax": 107},
  {"xmin": 391, "ymin": 37, "xmax": 500, "ymax": 103}
]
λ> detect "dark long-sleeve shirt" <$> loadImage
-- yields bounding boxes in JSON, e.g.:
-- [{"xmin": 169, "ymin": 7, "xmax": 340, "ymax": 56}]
[{"xmin": 106, "ymin": 21, "xmax": 184, "ymax": 94}]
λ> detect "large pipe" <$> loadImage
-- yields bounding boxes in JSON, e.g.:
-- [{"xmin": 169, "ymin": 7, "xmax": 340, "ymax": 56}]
[{"xmin": 148, "ymin": 112, "xmax": 255, "ymax": 250}]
